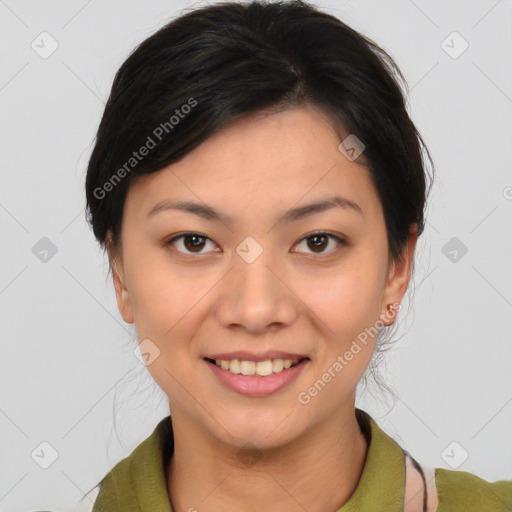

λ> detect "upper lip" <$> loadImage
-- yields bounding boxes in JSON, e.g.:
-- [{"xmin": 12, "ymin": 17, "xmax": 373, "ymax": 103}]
[{"xmin": 204, "ymin": 350, "xmax": 309, "ymax": 362}]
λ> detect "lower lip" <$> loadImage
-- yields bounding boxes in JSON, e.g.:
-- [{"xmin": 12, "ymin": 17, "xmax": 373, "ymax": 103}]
[{"xmin": 204, "ymin": 358, "xmax": 309, "ymax": 397}]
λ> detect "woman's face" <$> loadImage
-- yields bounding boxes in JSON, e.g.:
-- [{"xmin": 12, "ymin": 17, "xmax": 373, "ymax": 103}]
[{"xmin": 109, "ymin": 105, "xmax": 417, "ymax": 449}]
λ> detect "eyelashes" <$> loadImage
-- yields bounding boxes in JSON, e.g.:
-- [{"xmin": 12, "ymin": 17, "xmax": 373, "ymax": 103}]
[
  {"xmin": 165, "ymin": 231, "xmax": 347, "ymax": 257},
  {"xmin": 166, "ymin": 233, "xmax": 219, "ymax": 255},
  {"xmin": 293, "ymin": 231, "xmax": 347, "ymax": 255}
]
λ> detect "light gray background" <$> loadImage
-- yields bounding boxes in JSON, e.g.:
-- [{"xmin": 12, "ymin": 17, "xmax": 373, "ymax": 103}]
[{"xmin": 1, "ymin": 0, "xmax": 511, "ymax": 510}]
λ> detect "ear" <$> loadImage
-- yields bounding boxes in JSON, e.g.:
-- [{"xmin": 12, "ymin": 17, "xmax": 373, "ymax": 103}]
[
  {"xmin": 380, "ymin": 224, "xmax": 419, "ymax": 326},
  {"xmin": 106, "ymin": 231, "xmax": 134, "ymax": 324}
]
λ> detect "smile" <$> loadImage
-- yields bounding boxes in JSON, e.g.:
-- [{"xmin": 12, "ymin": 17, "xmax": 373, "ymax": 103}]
[
  {"xmin": 204, "ymin": 357, "xmax": 310, "ymax": 397},
  {"xmin": 205, "ymin": 357, "xmax": 307, "ymax": 376}
]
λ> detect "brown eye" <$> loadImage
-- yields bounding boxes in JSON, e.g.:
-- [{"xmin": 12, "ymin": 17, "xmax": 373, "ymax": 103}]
[
  {"xmin": 165, "ymin": 231, "xmax": 346, "ymax": 257},
  {"xmin": 294, "ymin": 232, "xmax": 346, "ymax": 255},
  {"xmin": 166, "ymin": 233, "xmax": 218, "ymax": 254}
]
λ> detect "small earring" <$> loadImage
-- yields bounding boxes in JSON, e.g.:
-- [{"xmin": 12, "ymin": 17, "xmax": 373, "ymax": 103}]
[{"xmin": 387, "ymin": 303, "xmax": 398, "ymax": 311}]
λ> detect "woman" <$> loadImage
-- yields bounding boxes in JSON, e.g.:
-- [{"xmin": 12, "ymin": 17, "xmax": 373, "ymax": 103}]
[{"xmin": 79, "ymin": 0, "xmax": 512, "ymax": 510}]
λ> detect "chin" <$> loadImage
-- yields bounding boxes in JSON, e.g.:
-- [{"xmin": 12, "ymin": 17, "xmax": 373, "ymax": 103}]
[{"xmin": 208, "ymin": 412, "xmax": 305, "ymax": 452}]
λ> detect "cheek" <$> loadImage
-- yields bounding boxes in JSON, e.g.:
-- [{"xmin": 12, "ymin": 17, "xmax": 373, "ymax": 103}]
[
  {"xmin": 293, "ymin": 250, "xmax": 386, "ymax": 381},
  {"xmin": 296, "ymin": 264, "xmax": 383, "ymax": 333},
  {"xmin": 124, "ymin": 240, "xmax": 204, "ymax": 331},
  {"xmin": 126, "ymin": 261, "xmax": 208, "ymax": 394},
  {"xmin": 130, "ymin": 271, "xmax": 207, "ymax": 339}
]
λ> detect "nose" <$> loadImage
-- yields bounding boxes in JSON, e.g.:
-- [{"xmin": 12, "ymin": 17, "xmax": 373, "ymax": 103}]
[{"xmin": 214, "ymin": 249, "xmax": 298, "ymax": 334}]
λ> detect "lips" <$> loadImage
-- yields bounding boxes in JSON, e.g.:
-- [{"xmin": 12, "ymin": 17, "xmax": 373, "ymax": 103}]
[{"xmin": 204, "ymin": 356, "xmax": 310, "ymax": 397}]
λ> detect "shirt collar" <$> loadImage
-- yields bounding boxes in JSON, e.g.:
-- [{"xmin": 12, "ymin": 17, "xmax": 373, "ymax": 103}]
[
  {"xmin": 339, "ymin": 408, "xmax": 405, "ymax": 511},
  {"xmin": 95, "ymin": 408, "xmax": 404, "ymax": 511}
]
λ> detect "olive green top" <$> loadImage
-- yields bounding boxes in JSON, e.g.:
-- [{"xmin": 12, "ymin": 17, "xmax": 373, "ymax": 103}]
[{"xmin": 90, "ymin": 409, "xmax": 512, "ymax": 511}]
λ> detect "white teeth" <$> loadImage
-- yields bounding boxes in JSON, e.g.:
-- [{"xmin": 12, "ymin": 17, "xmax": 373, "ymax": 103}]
[
  {"xmin": 229, "ymin": 359, "xmax": 241, "ymax": 374},
  {"xmin": 240, "ymin": 360, "xmax": 255, "ymax": 375},
  {"xmin": 272, "ymin": 359, "xmax": 284, "ymax": 372},
  {"xmin": 212, "ymin": 358, "xmax": 303, "ymax": 376},
  {"xmin": 256, "ymin": 360, "xmax": 273, "ymax": 376}
]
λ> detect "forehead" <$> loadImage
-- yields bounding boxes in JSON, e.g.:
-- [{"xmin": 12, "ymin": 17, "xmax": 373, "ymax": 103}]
[{"xmin": 124, "ymin": 105, "xmax": 382, "ymax": 225}]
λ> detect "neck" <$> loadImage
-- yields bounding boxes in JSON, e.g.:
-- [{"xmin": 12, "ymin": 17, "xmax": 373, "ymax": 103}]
[{"xmin": 167, "ymin": 404, "xmax": 369, "ymax": 512}]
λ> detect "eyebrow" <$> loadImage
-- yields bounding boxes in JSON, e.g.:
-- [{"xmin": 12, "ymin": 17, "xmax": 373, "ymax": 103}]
[{"xmin": 146, "ymin": 195, "xmax": 364, "ymax": 225}]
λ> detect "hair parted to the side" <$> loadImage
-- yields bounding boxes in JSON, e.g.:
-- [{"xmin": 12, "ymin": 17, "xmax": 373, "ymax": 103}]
[{"xmin": 84, "ymin": 0, "xmax": 435, "ymax": 416}]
